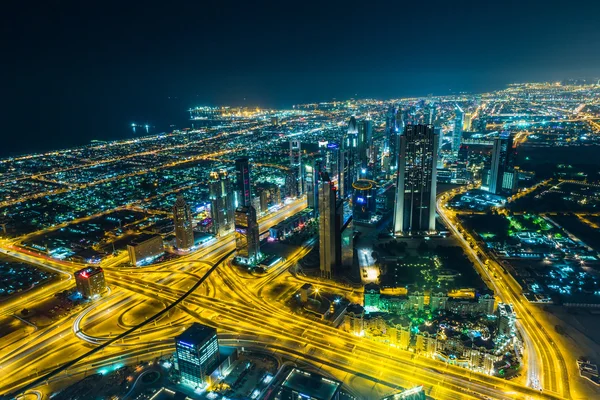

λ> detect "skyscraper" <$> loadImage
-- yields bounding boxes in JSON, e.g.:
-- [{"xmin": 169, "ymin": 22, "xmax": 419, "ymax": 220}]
[
  {"xmin": 318, "ymin": 173, "xmax": 337, "ymax": 279},
  {"xmin": 235, "ymin": 157, "xmax": 252, "ymax": 208},
  {"xmin": 175, "ymin": 323, "xmax": 220, "ymax": 388},
  {"xmin": 357, "ymin": 119, "xmax": 373, "ymax": 174},
  {"xmin": 453, "ymin": 105, "xmax": 464, "ymax": 152},
  {"xmin": 290, "ymin": 140, "xmax": 303, "ymax": 195},
  {"xmin": 234, "ymin": 205, "xmax": 260, "ymax": 265},
  {"xmin": 487, "ymin": 133, "xmax": 517, "ymax": 195},
  {"xmin": 209, "ymin": 170, "xmax": 234, "ymax": 237},
  {"xmin": 173, "ymin": 194, "xmax": 194, "ymax": 250},
  {"xmin": 393, "ymin": 124, "xmax": 439, "ymax": 235},
  {"xmin": 305, "ymin": 159, "xmax": 319, "ymax": 210}
]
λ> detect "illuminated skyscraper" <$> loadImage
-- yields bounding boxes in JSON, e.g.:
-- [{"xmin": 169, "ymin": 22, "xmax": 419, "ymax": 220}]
[
  {"xmin": 235, "ymin": 157, "xmax": 252, "ymax": 208},
  {"xmin": 352, "ymin": 179, "xmax": 376, "ymax": 224},
  {"xmin": 357, "ymin": 119, "xmax": 373, "ymax": 174},
  {"xmin": 234, "ymin": 205, "xmax": 260, "ymax": 265},
  {"xmin": 393, "ymin": 124, "xmax": 439, "ymax": 235},
  {"xmin": 173, "ymin": 194, "xmax": 194, "ymax": 250},
  {"xmin": 290, "ymin": 140, "xmax": 303, "ymax": 195},
  {"xmin": 175, "ymin": 323, "xmax": 220, "ymax": 388},
  {"xmin": 487, "ymin": 133, "xmax": 517, "ymax": 195},
  {"xmin": 209, "ymin": 170, "xmax": 234, "ymax": 237},
  {"xmin": 453, "ymin": 105, "xmax": 464, "ymax": 152},
  {"xmin": 75, "ymin": 266, "xmax": 106, "ymax": 299},
  {"xmin": 318, "ymin": 173, "xmax": 338, "ymax": 279}
]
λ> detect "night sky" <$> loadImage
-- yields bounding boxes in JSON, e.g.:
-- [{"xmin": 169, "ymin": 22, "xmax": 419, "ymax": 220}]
[{"xmin": 2, "ymin": 1, "xmax": 600, "ymax": 156}]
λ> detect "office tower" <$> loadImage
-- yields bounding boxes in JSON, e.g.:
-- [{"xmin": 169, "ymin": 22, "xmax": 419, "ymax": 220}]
[
  {"xmin": 318, "ymin": 173, "xmax": 337, "ymax": 279},
  {"xmin": 234, "ymin": 206, "xmax": 260, "ymax": 265},
  {"xmin": 275, "ymin": 368, "xmax": 341, "ymax": 400},
  {"xmin": 75, "ymin": 266, "xmax": 106, "ymax": 299},
  {"xmin": 455, "ymin": 144, "xmax": 470, "ymax": 182},
  {"xmin": 127, "ymin": 234, "xmax": 164, "ymax": 266},
  {"xmin": 284, "ymin": 171, "xmax": 298, "ymax": 198},
  {"xmin": 393, "ymin": 124, "xmax": 439, "ymax": 235},
  {"xmin": 175, "ymin": 323, "xmax": 220, "ymax": 388},
  {"xmin": 289, "ymin": 140, "xmax": 303, "ymax": 195},
  {"xmin": 209, "ymin": 170, "xmax": 234, "ymax": 237},
  {"xmin": 357, "ymin": 119, "xmax": 373, "ymax": 173},
  {"xmin": 427, "ymin": 102, "xmax": 437, "ymax": 125},
  {"xmin": 305, "ymin": 160, "xmax": 319, "ymax": 209},
  {"xmin": 173, "ymin": 194, "xmax": 195, "ymax": 250},
  {"xmin": 463, "ymin": 112, "xmax": 473, "ymax": 132},
  {"xmin": 386, "ymin": 106, "xmax": 399, "ymax": 174},
  {"xmin": 235, "ymin": 157, "xmax": 252, "ymax": 207},
  {"xmin": 341, "ymin": 131, "xmax": 357, "ymax": 198},
  {"xmin": 259, "ymin": 189, "xmax": 269, "ymax": 213},
  {"xmin": 453, "ymin": 105, "xmax": 464, "ymax": 152},
  {"xmin": 352, "ymin": 180, "xmax": 376, "ymax": 224},
  {"xmin": 347, "ymin": 116, "xmax": 358, "ymax": 134},
  {"xmin": 487, "ymin": 133, "xmax": 517, "ymax": 195}
]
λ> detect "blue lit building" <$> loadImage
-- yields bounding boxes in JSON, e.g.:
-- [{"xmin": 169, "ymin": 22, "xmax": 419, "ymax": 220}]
[
  {"xmin": 351, "ymin": 179, "xmax": 376, "ymax": 224},
  {"xmin": 175, "ymin": 323, "xmax": 220, "ymax": 388}
]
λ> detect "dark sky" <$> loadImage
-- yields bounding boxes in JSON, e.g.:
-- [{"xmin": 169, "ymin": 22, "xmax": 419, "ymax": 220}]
[{"xmin": 2, "ymin": 0, "xmax": 600, "ymax": 156}]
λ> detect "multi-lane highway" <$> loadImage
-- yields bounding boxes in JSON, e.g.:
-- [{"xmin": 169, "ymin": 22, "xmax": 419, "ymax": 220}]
[{"xmin": 0, "ymin": 194, "xmax": 573, "ymax": 400}]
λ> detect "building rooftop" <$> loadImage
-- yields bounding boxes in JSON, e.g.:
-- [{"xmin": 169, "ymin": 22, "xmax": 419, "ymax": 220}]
[
  {"xmin": 176, "ymin": 323, "xmax": 217, "ymax": 346},
  {"xmin": 281, "ymin": 368, "xmax": 341, "ymax": 400},
  {"xmin": 128, "ymin": 233, "xmax": 162, "ymax": 246}
]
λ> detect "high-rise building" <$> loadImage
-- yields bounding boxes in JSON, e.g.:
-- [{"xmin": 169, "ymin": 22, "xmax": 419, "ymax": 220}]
[
  {"xmin": 318, "ymin": 173, "xmax": 337, "ymax": 279},
  {"xmin": 487, "ymin": 133, "xmax": 517, "ymax": 195},
  {"xmin": 386, "ymin": 106, "xmax": 399, "ymax": 174},
  {"xmin": 393, "ymin": 124, "xmax": 439, "ymax": 235},
  {"xmin": 357, "ymin": 119, "xmax": 373, "ymax": 173},
  {"xmin": 496, "ymin": 303, "xmax": 516, "ymax": 337},
  {"xmin": 75, "ymin": 266, "xmax": 106, "ymax": 299},
  {"xmin": 463, "ymin": 112, "xmax": 473, "ymax": 132},
  {"xmin": 453, "ymin": 105, "xmax": 464, "ymax": 152},
  {"xmin": 235, "ymin": 157, "xmax": 252, "ymax": 208},
  {"xmin": 352, "ymin": 179, "xmax": 376, "ymax": 224},
  {"xmin": 341, "ymin": 132, "xmax": 357, "ymax": 198},
  {"xmin": 234, "ymin": 206, "xmax": 260, "ymax": 265},
  {"xmin": 305, "ymin": 160, "xmax": 319, "ymax": 209},
  {"xmin": 209, "ymin": 170, "xmax": 234, "ymax": 237},
  {"xmin": 173, "ymin": 194, "xmax": 194, "ymax": 250},
  {"xmin": 175, "ymin": 323, "xmax": 220, "ymax": 388},
  {"xmin": 289, "ymin": 140, "xmax": 303, "ymax": 195}
]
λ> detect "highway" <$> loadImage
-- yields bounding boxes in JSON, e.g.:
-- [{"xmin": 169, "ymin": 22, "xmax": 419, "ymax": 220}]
[
  {"xmin": 436, "ymin": 188, "xmax": 581, "ymax": 399},
  {"xmin": 0, "ymin": 194, "xmax": 570, "ymax": 400}
]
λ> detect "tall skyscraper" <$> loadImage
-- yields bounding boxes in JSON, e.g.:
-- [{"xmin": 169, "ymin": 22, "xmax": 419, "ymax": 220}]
[
  {"xmin": 393, "ymin": 124, "xmax": 439, "ymax": 235},
  {"xmin": 75, "ymin": 266, "xmax": 106, "ymax": 299},
  {"xmin": 209, "ymin": 170, "xmax": 234, "ymax": 237},
  {"xmin": 341, "ymin": 130, "xmax": 357, "ymax": 198},
  {"xmin": 385, "ymin": 106, "xmax": 398, "ymax": 174},
  {"xmin": 173, "ymin": 194, "xmax": 194, "ymax": 250},
  {"xmin": 235, "ymin": 157, "xmax": 252, "ymax": 208},
  {"xmin": 487, "ymin": 133, "xmax": 517, "ymax": 195},
  {"xmin": 305, "ymin": 159, "xmax": 319, "ymax": 210},
  {"xmin": 175, "ymin": 323, "xmax": 220, "ymax": 388},
  {"xmin": 318, "ymin": 173, "xmax": 338, "ymax": 279},
  {"xmin": 234, "ymin": 205, "xmax": 260, "ymax": 265},
  {"xmin": 357, "ymin": 119, "xmax": 373, "ymax": 174},
  {"xmin": 453, "ymin": 105, "xmax": 464, "ymax": 152},
  {"xmin": 289, "ymin": 140, "xmax": 303, "ymax": 195}
]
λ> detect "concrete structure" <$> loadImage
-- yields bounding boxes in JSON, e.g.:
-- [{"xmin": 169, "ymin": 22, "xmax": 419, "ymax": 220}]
[
  {"xmin": 453, "ymin": 105, "xmax": 464, "ymax": 152},
  {"xmin": 352, "ymin": 179, "xmax": 377, "ymax": 224},
  {"xmin": 318, "ymin": 173, "xmax": 338, "ymax": 279},
  {"xmin": 234, "ymin": 205, "xmax": 260, "ymax": 265},
  {"xmin": 393, "ymin": 124, "xmax": 439, "ymax": 235},
  {"xmin": 290, "ymin": 140, "xmax": 303, "ymax": 195},
  {"xmin": 209, "ymin": 170, "xmax": 234, "ymax": 237},
  {"xmin": 235, "ymin": 157, "xmax": 252, "ymax": 207},
  {"xmin": 486, "ymin": 133, "xmax": 517, "ymax": 195},
  {"xmin": 175, "ymin": 323, "xmax": 220, "ymax": 388},
  {"xmin": 127, "ymin": 233, "xmax": 164, "ymax": 266},
  {"xmin": 173, "ymin": 194, "xmax": 194, "ymax": 250},
  {"xmin": 75, "ymin": 266, "xmax": 106, "ymax": 299}
]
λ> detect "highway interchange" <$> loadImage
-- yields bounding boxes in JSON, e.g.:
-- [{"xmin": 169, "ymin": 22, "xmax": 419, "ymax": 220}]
[{"xmin": 0, "ymin": 189, "xmax": 582, "ymax": 400}]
